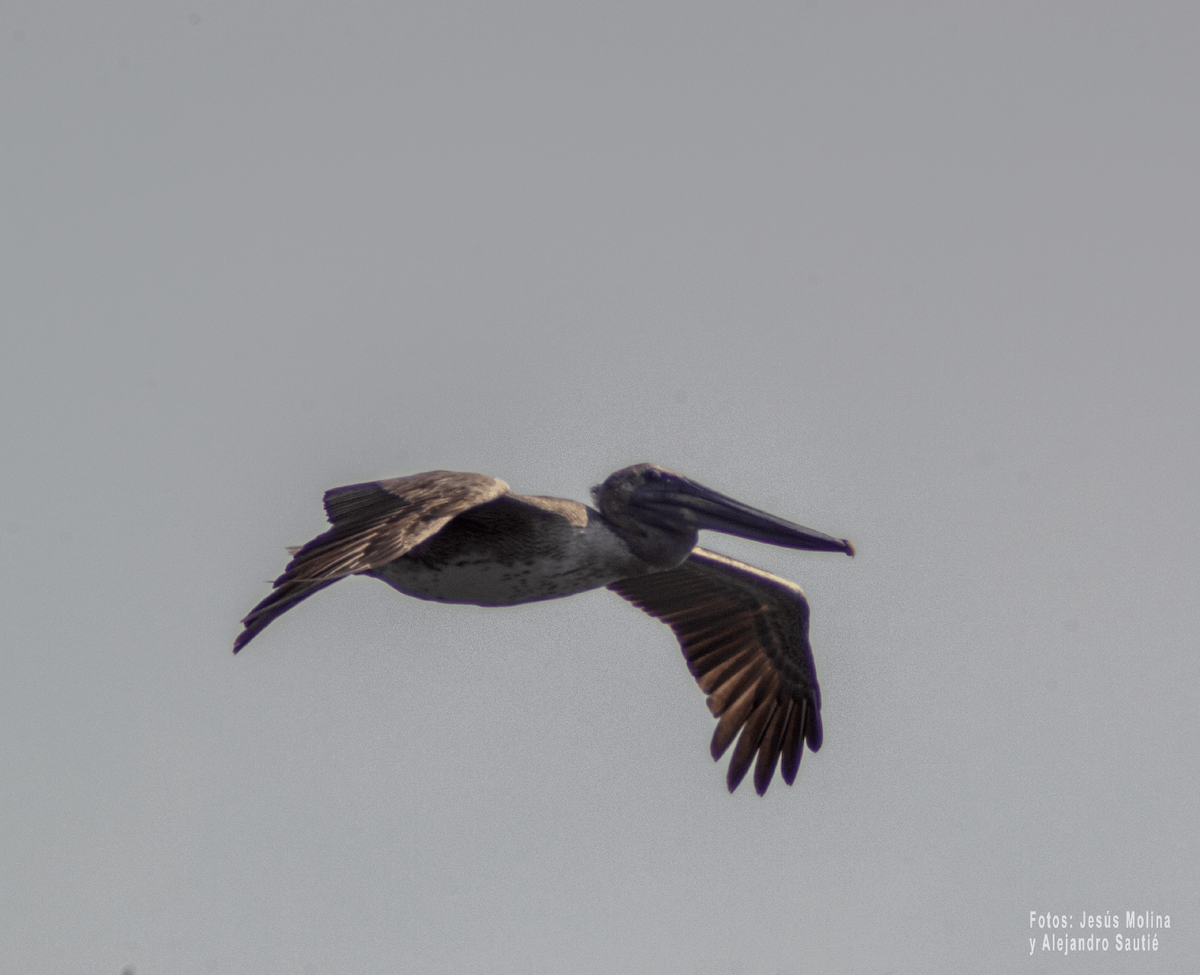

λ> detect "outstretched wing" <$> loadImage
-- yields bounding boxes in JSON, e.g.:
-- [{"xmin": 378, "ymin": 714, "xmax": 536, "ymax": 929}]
[
  {"xmin": 607, "ymin": 547, "xmax": 823, "ymax": 796},
  {"xmin": 234, "ymin": 471, "xmax": 508, "ymax": 653}
]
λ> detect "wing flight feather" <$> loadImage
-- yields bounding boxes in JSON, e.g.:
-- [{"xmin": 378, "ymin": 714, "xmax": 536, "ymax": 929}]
[
  {"xmin": 234, "ymin": 471, "xmax": 508, "ymax": 653},
  {"xmin": 607, "ymin": 547, "xmax": 823, "ymax": 795}
]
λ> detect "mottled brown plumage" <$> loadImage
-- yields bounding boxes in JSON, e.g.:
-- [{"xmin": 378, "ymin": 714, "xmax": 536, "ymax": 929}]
[{"xmin": 235, "ymin": 464, "xmax": 853, "ymax": 794}]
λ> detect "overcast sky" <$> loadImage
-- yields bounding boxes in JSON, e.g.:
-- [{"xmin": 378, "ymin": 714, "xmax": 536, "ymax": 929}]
[{"xmin": 2, "ymin": 4, "xmax": 1198, "ymax": 973}]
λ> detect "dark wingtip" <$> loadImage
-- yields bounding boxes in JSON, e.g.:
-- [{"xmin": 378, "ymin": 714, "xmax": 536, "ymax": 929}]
[
  {"xmin": 726, "ymin": 761, "xmax": 750, "ymax": 794},
  {"xmin": 752, "ymin": 763, "xmax": 774, "ymax": 797},
  {"xmin": 805, "ymin": 709, "xmax": 823, "ymax": 752},
  {"xmin": 781, "ymin": 744, "xmax": 802, "ymax": 786}
]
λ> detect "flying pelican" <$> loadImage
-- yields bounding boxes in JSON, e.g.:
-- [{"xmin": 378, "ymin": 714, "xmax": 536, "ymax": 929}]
[{"xmin": 235, "ymin": 464, "xmax": 854, "ymax": 795}]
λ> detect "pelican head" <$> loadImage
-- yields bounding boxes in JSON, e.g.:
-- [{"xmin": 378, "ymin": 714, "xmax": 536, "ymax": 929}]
[{"xmin": 592, "ymin": 463, "xmax": 855, "ymax": 567}]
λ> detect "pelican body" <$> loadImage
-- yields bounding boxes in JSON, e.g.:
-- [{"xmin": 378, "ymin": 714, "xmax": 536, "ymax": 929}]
[{"xmin": 235, "ymin": 463, "xmax": 854, "ymax": 795}]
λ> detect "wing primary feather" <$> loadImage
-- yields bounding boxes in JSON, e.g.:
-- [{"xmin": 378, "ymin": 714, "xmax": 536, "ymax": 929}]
[
  {"xmin": 754, "ymin": 700, "xmax": 790, "ymax": 796},
  {"xmin": 780, "ymin": 699, "xmax": 806, "ymax": 785},
  {"xmin": 695, "ymin": 644, "xmax": 758, "ymax": 694},
  {"xmin": 234, "ymin": 578, "xmax": 338, "ymax": 653},
  {"xmin": 805, "ymin": 696, "xmax": 824, "ymax": 752},
  {"xmin": 707, "ymin": 658, "xmax": 769, "ymax": 715},
  {"xmin": 726, "ymin": 697, "xmax": 778, "ymax": 793},
  {"xmin": 710, "ymin": 668, "xmax": 773, "ymax": 760},
  {"xmin": 235, "ymin": 470, "xmax": 507, "ymax": 653},
  {"xmin": 606, "ymin": 547, "xmax": 828, "ymax": 796}
]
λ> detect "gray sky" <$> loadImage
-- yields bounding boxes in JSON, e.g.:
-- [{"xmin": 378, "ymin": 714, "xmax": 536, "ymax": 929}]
[{"xmin": 3, "ymin": 4, "xmax": 1198, "ymax": 973}]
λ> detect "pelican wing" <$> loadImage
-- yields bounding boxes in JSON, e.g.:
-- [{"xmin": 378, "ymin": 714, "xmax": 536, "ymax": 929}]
[
  {"xmin": 234, "ymin": 471, "xmax": 508, "ymax": 653},
  {"xmin": 608, "ymin": 547, "xmax": 822, "ymax": 795}
]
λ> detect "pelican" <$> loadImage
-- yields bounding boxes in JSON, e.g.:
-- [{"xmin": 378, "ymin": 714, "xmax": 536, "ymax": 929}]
[{"xmin": 235, "ymin": 464, "xmax": 854, "ymax": 795}]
